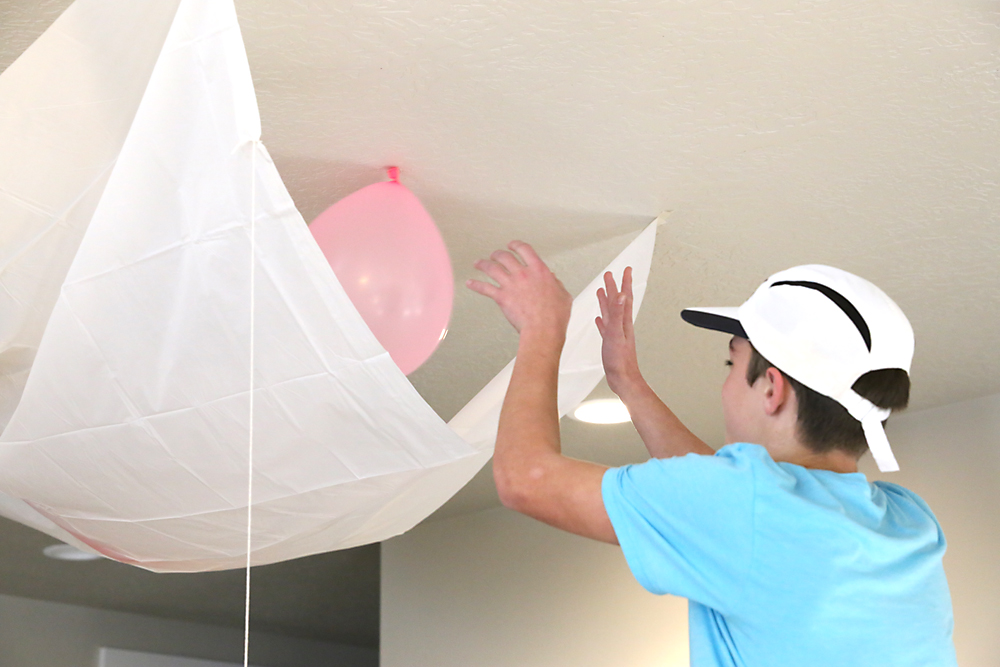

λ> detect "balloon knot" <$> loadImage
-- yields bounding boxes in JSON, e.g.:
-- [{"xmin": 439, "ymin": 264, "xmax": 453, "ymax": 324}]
[{"xmin": 386, "ymin": 166, "xmax": 400, "ymax": 183}]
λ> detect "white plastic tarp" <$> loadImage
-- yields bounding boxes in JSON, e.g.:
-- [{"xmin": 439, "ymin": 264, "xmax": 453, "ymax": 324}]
[{"xmin": 0, "ymin": 0, "xmax": 658, "ymax": 572}]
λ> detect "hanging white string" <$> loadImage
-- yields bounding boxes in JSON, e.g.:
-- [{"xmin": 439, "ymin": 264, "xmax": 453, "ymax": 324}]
[{"xmin": 243, "ymin": 139, "xmax": 259, "ymax": 667}]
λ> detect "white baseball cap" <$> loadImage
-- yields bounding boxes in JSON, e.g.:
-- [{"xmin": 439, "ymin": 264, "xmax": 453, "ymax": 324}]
[{"xmin": 681, "ymin": 265, "xmax": 914, "ymax": 472}]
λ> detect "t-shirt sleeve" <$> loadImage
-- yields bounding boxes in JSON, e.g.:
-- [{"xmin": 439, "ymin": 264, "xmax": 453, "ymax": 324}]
[{"xmin": 602, "ymin": 444, "xmax": 758, "ymax": 614}]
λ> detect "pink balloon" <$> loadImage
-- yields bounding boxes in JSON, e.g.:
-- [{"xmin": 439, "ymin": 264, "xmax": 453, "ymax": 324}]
[{"xmin": 309, "ymin": 169, "xmax": 453, "ymax": 375}]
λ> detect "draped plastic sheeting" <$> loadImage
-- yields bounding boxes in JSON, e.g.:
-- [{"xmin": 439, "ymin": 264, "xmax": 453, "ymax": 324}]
[{"xmin": 0, "ymin": 0, "xmax": 658, "ymax": 572}]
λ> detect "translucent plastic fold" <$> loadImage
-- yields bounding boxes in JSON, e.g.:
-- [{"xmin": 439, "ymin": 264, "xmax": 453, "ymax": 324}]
[{"xmin": 0, "ymin": 0, "xmax": 658, "ymax": 572}]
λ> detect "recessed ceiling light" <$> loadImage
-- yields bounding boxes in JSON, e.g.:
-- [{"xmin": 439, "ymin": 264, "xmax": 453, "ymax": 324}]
[
  {"xmin": 42, "ymin": 543, "xmax": 103, "ymax": 562},
  {"xmin": 571, "ymin": 398, "xmax": 632, "ymax": 424}
]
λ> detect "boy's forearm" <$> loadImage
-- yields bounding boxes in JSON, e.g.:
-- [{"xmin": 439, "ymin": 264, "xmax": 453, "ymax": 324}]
[
  {"xmin": 469, "ymin": 241, "xmax": 617, "ymax": 542},
  {"xmin": 493, "ymin": 327, "xmax": 566, "ymax": 507},
  {"xmin": 616, "ymin": 376, "xmax": 714, "ymax": 458}
]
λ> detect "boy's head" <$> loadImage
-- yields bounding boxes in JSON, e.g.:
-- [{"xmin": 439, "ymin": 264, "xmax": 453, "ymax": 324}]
[
  {"xmin": 681, "ymin": 265, "xmax": 914, "ymax": 472},
  {"xmin": 744, "ymin": 343, "xmax": 909, "ymax": 458}
]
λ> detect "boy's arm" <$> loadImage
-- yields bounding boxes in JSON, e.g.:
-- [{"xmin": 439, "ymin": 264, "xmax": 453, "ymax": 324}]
[
  {"xmin": 596, "ymin": 268, "xmax": 714, "ymax": 459},
  {"xmin": 467, "ymin": 242, "xmax": 618, "ymax": 545}
]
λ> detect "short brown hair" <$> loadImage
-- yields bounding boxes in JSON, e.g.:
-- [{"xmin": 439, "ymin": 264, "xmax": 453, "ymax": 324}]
[{"xmin": 746, "ymin": 345, "xmax": 910, "ymax": 458}]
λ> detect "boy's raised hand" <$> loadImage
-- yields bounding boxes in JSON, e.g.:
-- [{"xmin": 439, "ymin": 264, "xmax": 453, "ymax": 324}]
[
  {"xmin": 596, "ymin": 269, "xmax": 712, "ymax": 458},
  {"xmin": 467, "ymin": 241, "xmax": 573, "ymax": 339},
  {"xmin": 596, "ymin": 267, "xmax": 643, "ymax": 397}
]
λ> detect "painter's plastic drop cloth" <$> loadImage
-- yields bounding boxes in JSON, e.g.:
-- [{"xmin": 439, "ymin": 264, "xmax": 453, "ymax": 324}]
[{"xmin": 0, "ymin": 0, "xmax": 658, "ymax": 572}]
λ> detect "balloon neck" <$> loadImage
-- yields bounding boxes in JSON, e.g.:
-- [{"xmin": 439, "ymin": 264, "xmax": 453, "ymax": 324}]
[{"xmin": 386, "ymin": 166, "xmax": 400, "ymax": 183}]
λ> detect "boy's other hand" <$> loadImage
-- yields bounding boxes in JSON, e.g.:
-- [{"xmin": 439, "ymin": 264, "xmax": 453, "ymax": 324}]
[
  {"xmin": 467, "ymin": 241, "xmax": 572, "ymax": 339},
  {"xmin": 596, "ymin": 267, "xmax": 643, "ymax": 396}
]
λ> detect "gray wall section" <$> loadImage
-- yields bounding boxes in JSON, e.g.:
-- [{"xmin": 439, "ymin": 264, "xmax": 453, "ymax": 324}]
[
  {"xmin": 867, "ymin": 392, "xmax": 1000, "ymax": 667},
  {"xmin": 381, "ymin": 392, "xmax": 1000, "ymax": 667},
  {"xmin": 381, "ymin": 507, "xmax": 689, "ymax": 667},
  {"xmin": 0, "ymin": 594, "xmax": 377, "ymax": 667}
]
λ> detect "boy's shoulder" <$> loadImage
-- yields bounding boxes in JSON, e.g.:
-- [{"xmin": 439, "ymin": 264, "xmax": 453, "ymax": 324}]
[{"xmin": 621, "ymin": 443, "xmax": 938, "ymax": 528}]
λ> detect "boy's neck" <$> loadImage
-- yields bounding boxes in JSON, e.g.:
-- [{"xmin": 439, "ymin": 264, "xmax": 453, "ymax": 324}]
[{"xmin": 767, "ymin": 441, "xmax": 861, "ymax": 474}]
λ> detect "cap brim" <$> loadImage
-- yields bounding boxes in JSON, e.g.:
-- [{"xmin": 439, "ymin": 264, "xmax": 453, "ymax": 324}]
[{"xmin": 680, "ymin": 307, "xmax": 748, "ymax": 338}]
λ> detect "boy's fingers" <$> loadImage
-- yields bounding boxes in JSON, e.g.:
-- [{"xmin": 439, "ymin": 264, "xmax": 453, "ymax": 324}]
[
  {"xmin": 597, "ymin": 287, "xmax": 610, "ymax": 322},
  {"xmin": 466, "ymin": 278, "xmax": 500, "ymax": 300},
  {"xmin": 623, "ymin": 290, "xmax": 634, "ymax": 336},
  {"xmin": 508, "ymin": 240, "xmax": 546, "ymax": 270},
  {"xmin": 603, "ymin": 271, "xmax": 619, "ymax": 301},
  {"xmin": 594, "ymin": 316, "xmax": 605, "ymax": 336},
  {"xmin": 618, "ymin": 266, "xmax": 634, "ymax": 336},
  {"xmin": 490, "ymin": 250, "xmax": 524, "ymax": 274},
  {"xmin": 473, "ymin": 258, "xmax": 512, "ymax": 286}
]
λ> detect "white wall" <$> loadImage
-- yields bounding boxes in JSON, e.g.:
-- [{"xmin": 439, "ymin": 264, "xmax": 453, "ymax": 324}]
[
  {"xmin": 0, "ymin": 594, "xmax": 377, "ymax": 667},
  {"xmin": 382, "ymin": 507, "xmax": 689, "ymax": 667},
  {"xmin": 864, "ymin": 392, "xmax": 1000, "ymax": 667},
  {"xmin": 381, "ymin": 392, "xmax": 1000, "ymax": 667}
]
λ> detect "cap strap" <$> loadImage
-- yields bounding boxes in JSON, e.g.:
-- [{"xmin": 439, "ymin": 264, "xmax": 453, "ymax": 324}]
[
  {"xmin": 862, "ymin": 418, "xmax": 899, "ymax": 472},
  {"xmin": 838, "ymin": 389, "xmax": 898, "ymax": 473}
]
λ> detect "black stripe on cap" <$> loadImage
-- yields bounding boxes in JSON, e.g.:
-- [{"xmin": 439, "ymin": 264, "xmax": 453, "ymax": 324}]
[
  {"xmin": 771, "ymin": 280, "xmax": 872, "ymax": 351},
  {"xmin": 680, "ymin": 310, "xmax": 748, "ymax": 338}
]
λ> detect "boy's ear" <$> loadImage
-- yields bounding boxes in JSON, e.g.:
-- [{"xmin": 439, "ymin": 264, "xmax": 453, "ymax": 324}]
[{"xmin": 761, "ymin": 366, "xmax": 792, "ymax": 416}]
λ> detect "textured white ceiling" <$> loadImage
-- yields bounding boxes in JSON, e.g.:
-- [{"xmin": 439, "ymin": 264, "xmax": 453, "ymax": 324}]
[
  {"xmin": 232, "ymin": 0, "xmax": 1000, "ymax": 514},
  {"xmin": 229, "ymin": 0, "xmax": 1000, "ymax": 405},
  {"xmin": 1, "ymin": 0, "xmax": 999, "ymax": 628}
]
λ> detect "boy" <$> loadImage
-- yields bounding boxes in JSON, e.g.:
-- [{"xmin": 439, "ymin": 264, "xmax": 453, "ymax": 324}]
[{"xmin": 467, "ymin": 241, "xmax": 957, "ymax": 666}]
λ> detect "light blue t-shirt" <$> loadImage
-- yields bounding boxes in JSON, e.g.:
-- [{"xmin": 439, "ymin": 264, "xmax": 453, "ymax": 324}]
[{"xmin": 602, "ymin": 443, "xmax": 957, "ymax": 666}]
